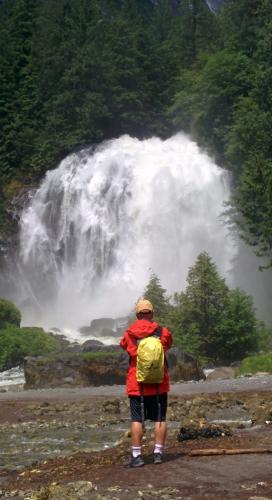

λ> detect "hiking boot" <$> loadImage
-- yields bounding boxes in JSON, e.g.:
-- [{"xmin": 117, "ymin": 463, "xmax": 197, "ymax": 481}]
[
  {"xmin": 153, "ymin": 452, "xmax": 163, "ymax": 464},
  {"xmin": 125, "ymin": 454, "xmax": 144, "ymax": 468}
]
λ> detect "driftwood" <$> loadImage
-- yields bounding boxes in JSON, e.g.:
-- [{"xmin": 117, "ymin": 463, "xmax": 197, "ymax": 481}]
[{"xmin": 189, "ymin": 448, "xmax": 272, "ymax": 457}]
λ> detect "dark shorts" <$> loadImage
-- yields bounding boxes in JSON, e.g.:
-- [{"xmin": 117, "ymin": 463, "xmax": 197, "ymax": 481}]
[{"xmin": 129, "ymin": 393, "xmax": 168, "ymax": 422}]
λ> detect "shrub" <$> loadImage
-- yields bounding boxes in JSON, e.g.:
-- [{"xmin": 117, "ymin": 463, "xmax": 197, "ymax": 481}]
[
  {"xmin": 256, "ymin": 324, "xmax": 272, "ymax": 353},
  {"xmin": 239, "ymin": 353, "xmax": 272, "ymax": 374},
  {"xmin": 0, "ymin": 326, "xmax": 62, "ymax": 371},
  {"xmin": 0, "ymin": 298, "xmax": 21, "ymax": 329}
]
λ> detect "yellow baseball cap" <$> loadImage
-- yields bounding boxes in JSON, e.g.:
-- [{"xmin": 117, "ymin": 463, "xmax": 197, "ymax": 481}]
[{"xmin": 135, "ymin": 299, "xmax": 153, "ymax": 314}]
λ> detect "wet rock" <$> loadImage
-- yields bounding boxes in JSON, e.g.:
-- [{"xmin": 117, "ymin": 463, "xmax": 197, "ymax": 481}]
[
  {"xmin": 206, "ymin": 367, "xmax": 236, "ymax": 380},
  {"xmin": 137, "ymin": 486, "xmax": 182, "ymax": 499},
  {"xmin": 29, "ymin": 481, "xmax": 97, "ymax": 499},
  {"xmin": 24, "ymin": 353, "xmax": 127, "ymax": 389},
  {"xmin": 207, "ymin": 405, "xmax": 252, "ymax": 428},
  {"xmin": 177, "ymin": 424, "xmax": 232, "ymax": 441},
  {"xmin": 80, "ymin": 316, "xmax": 129, "ymax": 339},
  {"xmin": 81, "ymin": 341, "xmax": 120, "ymax": 353},
  {"xmin": 243, "ymin": 396, "xmax": 272, "ymax": 424},
  {"xmin": 81, "ymin": 339, "xmax": 105, "ymax": 351},
  {"xmin": 90, "ymin": 318, "xmax": 115, "ymax": 332},
  {"xmin": 78, "ymin": 326, "xmax": 93, "ymax": 336},
  {"xmin": 167, "ymin": 347, "xmax": 205, "ymax": 382},
  {"xmin": 103, "ymin": 398, "xmax": 120, "ymax": 414}
]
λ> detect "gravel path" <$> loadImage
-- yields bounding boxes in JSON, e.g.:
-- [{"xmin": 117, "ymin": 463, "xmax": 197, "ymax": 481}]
[{"xmin": 1, "ymin": 374, "xmax": 272, "ymax": 400}]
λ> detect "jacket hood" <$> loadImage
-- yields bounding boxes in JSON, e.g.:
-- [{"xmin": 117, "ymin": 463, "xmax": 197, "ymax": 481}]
[{"xmin": 127, "ymin": 319, "xmax": 159, "ymax": 339}]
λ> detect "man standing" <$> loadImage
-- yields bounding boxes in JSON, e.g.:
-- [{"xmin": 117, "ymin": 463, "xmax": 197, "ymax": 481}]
[{"xmin": 120, "ymin": 298, "xmax": 173, "ymax": 467}]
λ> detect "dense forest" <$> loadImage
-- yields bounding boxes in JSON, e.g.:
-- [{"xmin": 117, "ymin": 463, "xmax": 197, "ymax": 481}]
[{"xmin": 0, "ymin": 0, "xmax": 271, "ymax": 267}]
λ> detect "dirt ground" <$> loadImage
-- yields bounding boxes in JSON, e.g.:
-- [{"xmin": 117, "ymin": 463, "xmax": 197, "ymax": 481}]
[{"xmin": 0, "ymin": 392, "xmax": 272, "ymax": 499}]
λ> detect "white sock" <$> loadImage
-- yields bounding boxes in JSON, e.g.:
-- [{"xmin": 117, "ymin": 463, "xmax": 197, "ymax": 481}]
[
  {"xmin": 154, "ymin": 443, "xmax": 164, "ymax": 455},
  {"xmin": 132, "ymin": 446, "xmax": 141, "ymax": 458}
]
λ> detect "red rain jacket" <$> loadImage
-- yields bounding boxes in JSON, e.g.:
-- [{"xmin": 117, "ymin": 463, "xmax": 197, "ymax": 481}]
[{"xmin": 120, "ymin": 318, "xmax": 173, "ymax": 396}]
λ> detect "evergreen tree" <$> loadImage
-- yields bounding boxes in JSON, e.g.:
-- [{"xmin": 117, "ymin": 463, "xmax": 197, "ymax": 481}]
[
  {"xmin": 219, "ymin": 288, "xmax": 259, "ymax": 362},
  {"xmin": 171, "ymin": 252, "xmax": 260, "ymax": 364},
  {"xmin": 143, "ymin": 273, "xmax": 171, "ymax": 325},
  {"xmin": 176, "ymin": 252, "xmax": 228, "ymax": 361}
]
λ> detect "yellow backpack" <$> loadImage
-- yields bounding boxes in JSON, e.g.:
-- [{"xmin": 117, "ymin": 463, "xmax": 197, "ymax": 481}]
[{"xmin": 136, "ymin": 328, "xmax": 164, "ymax": 384}]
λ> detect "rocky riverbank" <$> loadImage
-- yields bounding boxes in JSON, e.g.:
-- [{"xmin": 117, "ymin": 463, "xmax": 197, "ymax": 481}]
[{"xmin": 0, "ymin": 388, "xmax": 272, "ymax": 499}]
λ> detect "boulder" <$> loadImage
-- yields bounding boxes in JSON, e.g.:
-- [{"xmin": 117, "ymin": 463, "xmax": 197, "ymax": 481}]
[
  {"xmin": 167, "ymin": 347, "xmax": 205, "ymax": 382},
  {"xmin": 81, "ymin": 339, "xmax": 105, "ymax": 351},
  {"xmin": 78, "ymin": 326, "xmax": 93, "ymax": 336},
  {"xmin": 90, "ymin": 317, "xmax": 115, "ymax": 333},
  {"xmin": 79, "ymin": 316, "xmax": 129, "ymax": 338},
  {"xmin": 206, "ymin": 367, "xmax": 236, "ymax": 381},
  {"xmin": 24, "ymin": 352, "xmax": 128, "ymax": 389}
]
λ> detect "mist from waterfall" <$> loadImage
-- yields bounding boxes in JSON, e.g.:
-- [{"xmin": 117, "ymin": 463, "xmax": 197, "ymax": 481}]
[{"xmin": 17, "ymin": 133, "xmax": 237, "ymax": 329}]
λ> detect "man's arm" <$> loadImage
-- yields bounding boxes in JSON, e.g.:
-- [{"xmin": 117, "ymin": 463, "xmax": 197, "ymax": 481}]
[
  {"xmin": 120, "ymin": 330, "xmax": 138, "ymax": 357},
  {"xmin": 120, "ymin": 333, "xmax": 128, "ymax": 351}
]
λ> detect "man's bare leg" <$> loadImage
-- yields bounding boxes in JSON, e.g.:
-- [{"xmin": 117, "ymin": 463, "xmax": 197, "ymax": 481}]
[
  {"xmin": 131, "ymin": 421, "xmax": 144, "ymax": 446},
  {"xmin": 153, "ymin": 421, "xmax": 167, "ymax": 463},
  {"xmin": 154, "ymin": 421, "xmax": 167, "ymax": 445},
  {"xmin": 129, "ymin": 421, "xmax": 144, "ymax": 466}
]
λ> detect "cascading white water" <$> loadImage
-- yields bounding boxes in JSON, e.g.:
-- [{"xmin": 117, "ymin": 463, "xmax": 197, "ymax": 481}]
[{"xmin": 18, "ymin": 133, "xmax": 236, "ymax": 329}]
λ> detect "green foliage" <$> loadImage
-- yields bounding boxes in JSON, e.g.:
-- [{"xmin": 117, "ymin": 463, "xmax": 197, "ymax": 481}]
[
  {"xmin": 169, "ymin": 292, "xmax": 202, "ymax": 358},
  {"xmin": 256, "ymin": 323, "xmax": 272, "ymax": 353},
  {"xmin": 240, "ymin": 353, "xmax": 272, "ymax": 374},
  {"xmin": 0, "ymin": 298, "xmax": 21, "ymax": 329},
  {"xmin": 171, "ymin": 0, "xmax": 272, "ymax": 264},
  {"xmin": 218, "ymin": 288, "xmax": 259, "ymax": 363},
  {"xmin": 143, "ymin": 273, "xmax": 171, "ymax": 326},
  {"xmin": 170, "ymin": 252, "xmax": 229, "ymax": 362},
  {"xmin": 171, "ymin": 50, "xmax": 254, "ymax": 159},
  {"xmin": 0, "ymin": 326, "xmax": 62, "ymax": 371},
  {"xmin": 161, "ymin": 252, "xmax": 262, "ymax": 364}
]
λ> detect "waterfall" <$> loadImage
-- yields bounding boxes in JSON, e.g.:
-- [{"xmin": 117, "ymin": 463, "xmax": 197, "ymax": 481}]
[{"xmin": 17, "ymin": 133, "xmax": 237, "ymax": 329}]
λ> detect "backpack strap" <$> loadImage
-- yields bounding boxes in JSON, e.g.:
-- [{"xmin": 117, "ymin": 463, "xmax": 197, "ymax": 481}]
[
  {"xmin": 140, "ymin": 383, "xmax": 145, "ymax": 429},
  {"xmin": 154, "ymin": 326, "xmax": 169, "ymax": 370},
  {"xmin": 156, "ymin": 384, "xmax": 162, "ymax": 423},
  {"xmin": 152, "ymin": 326, "xmax": 162, "ymax": 339}
]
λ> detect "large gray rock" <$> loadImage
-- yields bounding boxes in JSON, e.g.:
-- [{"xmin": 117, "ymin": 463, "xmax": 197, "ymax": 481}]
[
  {"xmin": 81, "ymin": 339, "xmax": 105, "ymax": 351},
  {"xmin": 206, "ymin": 367, "xmax": 236, "ymax": 381},
  {"xmin": 167, "ymin": 347, "xmax": 205, "ymax": 382},
  {"xmin": 24, "ymin": 352, "xmax": 127, "ymax": 389},
  {"xmin": 79, "ymin": 316, "xmax": 129, "ymax": 338},
  {"xmin": 23, "ymin": 346, "xmax": 204, "ymax": 389},
  {"xmin": 90, "ymin": 317, "xmax": 115, "ymax": 333}
]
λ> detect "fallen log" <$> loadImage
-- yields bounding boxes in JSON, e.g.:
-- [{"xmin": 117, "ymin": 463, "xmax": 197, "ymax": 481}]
[{"xmin": 189, "ymin": 448, "xmax": 272, "ymax": 457}]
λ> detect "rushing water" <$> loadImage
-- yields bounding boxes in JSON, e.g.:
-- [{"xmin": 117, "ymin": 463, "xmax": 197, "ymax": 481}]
[
  {"xmin": 15, "ymin": 133, "xmax": 236, "ymax": 329},
  {"xmin": 0, "ymin": 366, "xmax": 25, "ymax": 389}
]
